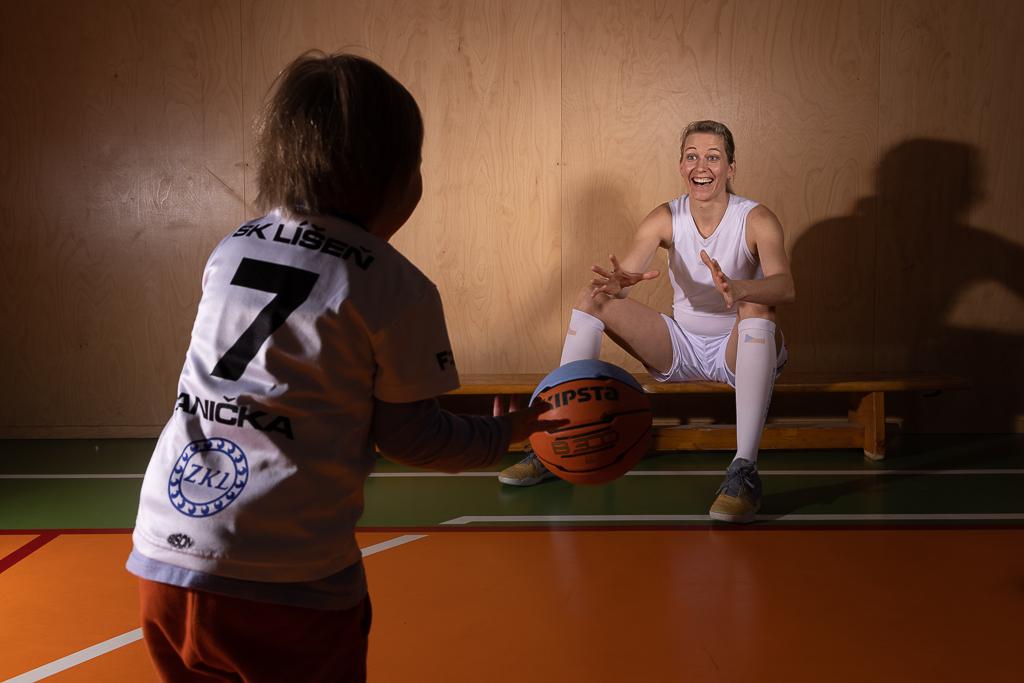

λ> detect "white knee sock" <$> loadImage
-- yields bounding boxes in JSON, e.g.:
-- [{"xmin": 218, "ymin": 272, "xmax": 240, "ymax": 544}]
[
  {"xmin": 734, "ymin": 318, "xmax": 777, "ymax": 465},
  {"xmin": 559, "ymin": 309, "xmax": 605, "ymax": 366}
]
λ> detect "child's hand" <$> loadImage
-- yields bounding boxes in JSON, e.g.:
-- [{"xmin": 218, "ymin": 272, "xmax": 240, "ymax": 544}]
[
  {"xmin": 492, "ymin": 394, "xmax": 525, "ymax": 416},
  {"xmin": 504, "ymin": 399, "xmax": 568, "ymax": 443}
]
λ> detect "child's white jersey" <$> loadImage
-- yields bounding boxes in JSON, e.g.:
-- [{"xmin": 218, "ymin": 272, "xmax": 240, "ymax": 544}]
[
  {"xmin": 132, "ymin": 209, "xmax": 458, "ymax": 582},
  {"xmin": 667, "ymin": 193, "xmax": 761, "ymax": 335}
]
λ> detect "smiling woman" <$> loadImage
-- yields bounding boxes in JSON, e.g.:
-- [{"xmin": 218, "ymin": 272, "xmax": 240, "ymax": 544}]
[
  {"xmin": 680, "ymin": 119, "xmax": 736, "ymax": 197},
  {"xmin": 498, "ymin": 119, "xmax": 796, "ymax": 525}
]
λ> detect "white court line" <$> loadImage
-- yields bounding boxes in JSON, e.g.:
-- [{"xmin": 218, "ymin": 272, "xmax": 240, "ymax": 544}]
[
  {"xmin": 2, "ymin": 534, "xmax": 427, "ymax": 682},
  {"xmin": 2, "ymin": 629, "xmax": 144, "ymax": 683},
  {"xmin": 360, "ymin": 534, "xmax": 427, "ymax": 556},
  {"xmin": 369, "ymin": 468, "xmax": 1024, "ymax": 477},
  {"xmin": 3, "ymin": 469, "xmax": 1023, "ymax": 480},
  {"xmin": 370, "ymin": 472, "xmax": 498, "ymax": 477},
  {"xmin": 442, "ymin": 513, "xmax": 1024, "ymax": 525},
  {"xmin": 623, "ymin": 469, "xmax": 1024, "ymax": 476},
  {"xmin": 444, "ymin": 515, "xmax": 711, "ymax": 524}
]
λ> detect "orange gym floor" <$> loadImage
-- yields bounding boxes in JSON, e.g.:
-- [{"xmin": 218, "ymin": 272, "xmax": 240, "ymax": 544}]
[{"xmin": 2, "ymin": 436, "xmax": 1023, "ymax": 682}]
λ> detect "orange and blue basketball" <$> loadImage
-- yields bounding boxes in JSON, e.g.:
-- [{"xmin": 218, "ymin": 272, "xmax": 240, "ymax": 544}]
[{"xmin": 529, "ymin": 360, "xmax": 652, "ymax": 484}]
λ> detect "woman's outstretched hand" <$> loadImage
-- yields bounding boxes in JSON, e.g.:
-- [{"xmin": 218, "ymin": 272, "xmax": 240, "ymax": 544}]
[
  {"xmin": 590, "ymin": 254, "xmax": 659, "ymax": 298},
  {"xmin": 700, "ymin": 249, "xmax": 735, "ymax": 308}
]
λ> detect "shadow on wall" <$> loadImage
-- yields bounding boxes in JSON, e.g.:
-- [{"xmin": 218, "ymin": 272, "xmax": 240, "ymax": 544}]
[{"xmin": 781, "ymin": 139, "xmax": 1024, "ymax": 432}]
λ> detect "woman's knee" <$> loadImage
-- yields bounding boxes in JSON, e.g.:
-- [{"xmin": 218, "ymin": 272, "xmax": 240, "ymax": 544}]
[
  {"xmin": 572, "ymin": 285, "xmax": 601, "ymax": 315},
  {"xmin": 736, "ymin": 301, "xmax": 775, "ymax": 321}
]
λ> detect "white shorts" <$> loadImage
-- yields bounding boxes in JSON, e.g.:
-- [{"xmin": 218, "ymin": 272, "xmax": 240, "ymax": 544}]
[{"xmin": 647, "ymin": 313, "xmax": 788, "ymax": 388}]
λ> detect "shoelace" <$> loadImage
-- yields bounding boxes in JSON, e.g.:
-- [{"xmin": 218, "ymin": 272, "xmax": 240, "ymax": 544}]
[
  {"xmin": 719, "ymin": 465, "xmax": 757, "ymax": 496},
  {"xmin": 522, "ymin": 451, "xmax": 542, "ymax": 468}
]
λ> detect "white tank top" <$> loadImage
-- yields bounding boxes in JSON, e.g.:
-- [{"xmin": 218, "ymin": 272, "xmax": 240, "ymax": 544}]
[{"xmin": 667, "ymin": 193, "xmax": 760, "ymax": 335}]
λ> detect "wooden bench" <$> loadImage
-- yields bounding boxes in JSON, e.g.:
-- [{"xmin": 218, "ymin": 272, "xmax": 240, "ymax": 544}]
[{"xmin": 448, "ymin": 373, "xmax": 967, "ymax": 460}]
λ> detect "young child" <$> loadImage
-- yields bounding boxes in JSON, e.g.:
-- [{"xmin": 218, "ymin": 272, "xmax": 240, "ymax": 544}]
[{"xmin": 127, "ymin": 51, "xmax": 559, "ymax": 682}]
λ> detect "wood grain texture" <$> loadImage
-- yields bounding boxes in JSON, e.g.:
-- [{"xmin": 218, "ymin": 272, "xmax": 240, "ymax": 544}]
[
  {"xmin": 652, "ymin": 421, "xmax": 864, "ymax": 451},
  {"xmin": 2, "ymin": 0, "xmax": 1022, "ymax": 434},
  {"xmin": 562, "ymin": 0, "xmax": 881, "ymax": 373},
  {"xmin": 875, "ymin": 0, "xmax": 1024, "ymax": 430},
  {"xmin": 242, "ymin": 0, "xmax": 563, "ymax": 373},
  {"xmin": 876, "ymin": 0, "xmax": 1024, "ymax": 368},
  {"xmin": 451, "ymin": 371, "xmax": 964, "ymax": 395},
  {"xmin": 0, "ymin": 0, "xmax": 244, "ymax": 430},
  {"xmin": 850, "ymin": 391, "xmax": 885, "ymax": 458}
]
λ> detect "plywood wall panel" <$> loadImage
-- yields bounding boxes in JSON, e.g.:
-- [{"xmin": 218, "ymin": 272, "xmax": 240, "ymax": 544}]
[
  {"xmin": 0, "ymin": 0, "xmax": 244, "ymax": 432},
  {"xmin": 876, "ymin": 0, "xmax": 1024, "ymax": 367},
  {"xmin": 562, "ymin": 0, "xmax": 880, "ymax": 372},
  {"xmin": 2, "ymin": 0, "xmax": 1022, "ymax": 435},
  {"xmin": 241, "ymin": 0, "xmax": 563, "ymax": 374},
  {"xmin": 875, "ymin": 0, "xmax": 1024, "ymax": 430},
  {"xmin": 562, "ymin": 0, "xmax": 734, "ymax": 371},
  {"xmin": 735, "ymin": 0, "xmax": 882, "ymax": 374}
]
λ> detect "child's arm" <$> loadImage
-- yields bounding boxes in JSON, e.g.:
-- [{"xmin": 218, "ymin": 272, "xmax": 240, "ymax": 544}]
[{"xmin": 372, "ymin": 398, "xmax": 561, "ymax": 472}]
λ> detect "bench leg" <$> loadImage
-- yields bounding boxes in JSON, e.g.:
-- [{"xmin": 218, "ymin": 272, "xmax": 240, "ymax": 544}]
[{"xmin": 850, "ymin": 391, "xmax": 885, "ymax": 460}]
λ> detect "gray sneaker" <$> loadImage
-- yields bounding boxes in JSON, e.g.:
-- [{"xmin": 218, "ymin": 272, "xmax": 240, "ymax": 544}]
[
  {"xmin": 497, "ymin": 449, "xmax": 556, "ymax": 486},
  {"xmin": 708, "ymin": 458, "xmax": 762, "ymax": 523}
]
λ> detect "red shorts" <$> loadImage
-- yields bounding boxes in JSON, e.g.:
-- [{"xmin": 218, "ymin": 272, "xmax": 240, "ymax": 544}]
[{"xmin": 138, "ymin": 578, "xmax": 372, "ymax": 683}]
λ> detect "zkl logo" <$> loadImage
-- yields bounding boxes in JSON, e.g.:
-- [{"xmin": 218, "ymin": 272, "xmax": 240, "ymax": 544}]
[
  {"xmin": 168, "ymin": 438, "xmax": 249, "ymax": 518},
  {"xmin": 182, "ymin": 464, "xmax": 232, "ymax": 490}
]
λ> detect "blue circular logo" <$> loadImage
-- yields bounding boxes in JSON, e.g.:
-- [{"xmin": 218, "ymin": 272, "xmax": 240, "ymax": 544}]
[{"xmin": 168, "ymin": 438, "xmax": 249, "ymax": 518}]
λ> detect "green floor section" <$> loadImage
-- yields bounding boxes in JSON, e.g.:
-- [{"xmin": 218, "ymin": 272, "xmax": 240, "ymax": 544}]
[
  {"xmin": 0, "ymin": 439, "xmax": 153, "ymax": 474},
  {"xmin": 1, "ymin": 436, "xmax": 1022, "ymax": 530},
  {"xmin": 0, "ymin": 478, "xmax": 143, "ymax": 530},
  {"xmin": 359, "ymin": 472, "xmax": 1024, "ymax": 526}
]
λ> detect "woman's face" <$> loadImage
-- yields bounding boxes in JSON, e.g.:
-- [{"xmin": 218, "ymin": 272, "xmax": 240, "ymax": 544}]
[{"xmin": 679, "ymin": 132, "xmax": 734, "ymax": 202}]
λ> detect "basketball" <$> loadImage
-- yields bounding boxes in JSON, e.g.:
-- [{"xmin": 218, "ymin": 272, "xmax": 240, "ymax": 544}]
[{"xmin": 528, "ymin": 359, "xmax": 653, "ymax": 484}]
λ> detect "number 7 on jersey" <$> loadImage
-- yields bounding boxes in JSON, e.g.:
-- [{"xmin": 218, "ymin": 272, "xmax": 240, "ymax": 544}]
[{"xmin": 211, "ymin": 258, "xmax": 320, "ymax": 381}]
